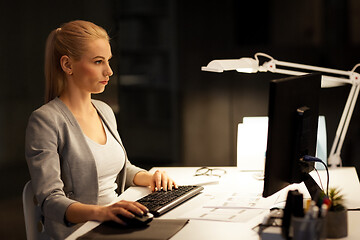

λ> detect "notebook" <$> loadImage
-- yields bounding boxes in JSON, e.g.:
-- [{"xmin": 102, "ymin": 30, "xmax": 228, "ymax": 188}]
[{"xmin": 77, "ymin": 219, "xmax": 189, "ymax": 240}]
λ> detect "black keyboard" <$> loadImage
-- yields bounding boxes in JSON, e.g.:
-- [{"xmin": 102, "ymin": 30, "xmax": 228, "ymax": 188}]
[{"xmin": 136, "ymin": 185, "xmax": 204, "ymax": 217}]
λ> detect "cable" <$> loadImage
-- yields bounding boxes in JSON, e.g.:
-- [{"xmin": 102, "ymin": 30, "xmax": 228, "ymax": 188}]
[
  {"xmin": 313, "ymin": 168, "xmax": 324, "ymax": 193},
  {"xmin": 302, "ymin": 155, "xmax": 329, "ymax": 196}
]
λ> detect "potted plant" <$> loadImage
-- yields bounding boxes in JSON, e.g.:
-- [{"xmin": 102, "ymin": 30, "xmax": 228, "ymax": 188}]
[{"xmin": 326, "ymin": 187, "xmax": 348, "ymax": 238}]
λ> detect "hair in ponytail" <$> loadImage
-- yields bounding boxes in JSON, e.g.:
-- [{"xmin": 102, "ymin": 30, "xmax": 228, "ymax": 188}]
[{"xmin": 44, "ymin": 20, "xmax": 109, "ymax": 103}]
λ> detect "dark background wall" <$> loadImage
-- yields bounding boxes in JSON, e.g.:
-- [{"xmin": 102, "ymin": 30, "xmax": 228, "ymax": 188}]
[{"xmin": 1, "ymin": 0, "xmax": 360, "ymax": 239}]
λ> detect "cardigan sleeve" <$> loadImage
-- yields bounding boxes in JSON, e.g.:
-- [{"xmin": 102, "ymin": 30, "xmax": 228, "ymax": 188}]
[
  {"xmin": 125, "ymin": 160, "xmax": 146, "ymax": 188},
  {"xmin": 25, "ymin": 108, "xmax": 77, "ymax": 225}
]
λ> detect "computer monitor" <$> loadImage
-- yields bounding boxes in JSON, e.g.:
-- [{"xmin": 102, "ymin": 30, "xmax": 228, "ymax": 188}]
[{"xmin": 263, "ymin": 73, "xmax": 322, "ymax": 200}]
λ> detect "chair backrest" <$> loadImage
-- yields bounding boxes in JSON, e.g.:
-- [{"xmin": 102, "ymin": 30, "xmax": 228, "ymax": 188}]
[{"xmin": 22, "ymin": 181, "xmax": 44, "ymax": 240}]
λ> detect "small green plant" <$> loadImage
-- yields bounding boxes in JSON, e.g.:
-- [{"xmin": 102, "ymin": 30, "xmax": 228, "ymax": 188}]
[{"xmin": 328, "ymin": 187, "xmax": 346, "ymax": 211}]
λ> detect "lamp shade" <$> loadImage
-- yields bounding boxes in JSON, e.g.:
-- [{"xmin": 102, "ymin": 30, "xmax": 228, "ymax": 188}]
[{"xmin": 201, "ymin": 58, "xmax": 259, "ymax": 73}]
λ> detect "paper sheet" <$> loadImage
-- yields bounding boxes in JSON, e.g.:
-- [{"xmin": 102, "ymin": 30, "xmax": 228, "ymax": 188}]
[
  {"xmin": 177, "ymin": 191, "xmax": 278, "ymax": 223},
  {"xmin": 182, "ymin": 207, "xmax": 267, "ymax": 223},
  {"xmin": 203, "ymin": 192, "xmax": 279, "ymax": 209}
]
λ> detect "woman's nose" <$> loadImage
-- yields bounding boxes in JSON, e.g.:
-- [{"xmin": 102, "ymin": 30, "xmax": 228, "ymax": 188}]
[{"xmin": 105, "ymin": 64, "xmax": 113, "ymax": 77}]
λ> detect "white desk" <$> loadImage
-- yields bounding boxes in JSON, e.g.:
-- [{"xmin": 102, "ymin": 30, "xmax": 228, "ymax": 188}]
[{"xmin": 66, "ymin": 167, "xmax": 360, "ymax": 240}]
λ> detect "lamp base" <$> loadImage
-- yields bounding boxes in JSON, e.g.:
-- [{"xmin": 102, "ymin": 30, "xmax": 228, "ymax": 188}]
[{"xmin": 328, "ymin": 154, "xmax": 342, "ymax": 168}]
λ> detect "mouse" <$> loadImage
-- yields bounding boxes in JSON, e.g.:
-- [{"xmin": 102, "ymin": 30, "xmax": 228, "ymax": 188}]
[{"xmin": 117, "ymin": 212, "xmax": 154, "ymax": 227}]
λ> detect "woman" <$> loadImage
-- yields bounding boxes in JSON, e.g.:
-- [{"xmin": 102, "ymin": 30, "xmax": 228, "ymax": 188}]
[{"xmin": 25, "ymin": 20, "xmax": 177, "ymax": 240}]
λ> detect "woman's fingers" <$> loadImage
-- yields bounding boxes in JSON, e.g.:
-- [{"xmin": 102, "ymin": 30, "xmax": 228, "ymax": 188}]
[
  {"xmin": 154, "ymin": 170, "xmax": 162, "ymax": 191},
  {"xmin": 161, "ymin": 173, "xmax": 168, "ymax": 191},
  {"xmin": 133, "ymin": 201, "xmax": 149, "ymax": 214},
  {"xmin": 107, "ymin": 200, "xmax": 152, "ymax": 225},
  {"xmin": 151, "ymin": 170, "xmax": 178, "ymax": 191},
  {"xmin": 110, "ymin": 207, "xmax": 133, "ymax": 225},
  {"xmin": 168, "ymin": 178, "xmax": 178, "ymax": 190},
  {"xmin": 112, "ymin": 200, "xmax": 147, "ymax": 216}
]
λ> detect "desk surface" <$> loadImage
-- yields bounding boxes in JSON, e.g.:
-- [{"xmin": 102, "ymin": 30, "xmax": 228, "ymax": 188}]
[{"xmin": 66, "ymin": 167, "xmax": 360, "ymax": 240}]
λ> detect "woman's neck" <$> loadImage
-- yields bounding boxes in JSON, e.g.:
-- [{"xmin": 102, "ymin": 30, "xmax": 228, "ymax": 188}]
[{"xmin": 59, "ymin": 91, "xmax": 95, "ymax": 118}]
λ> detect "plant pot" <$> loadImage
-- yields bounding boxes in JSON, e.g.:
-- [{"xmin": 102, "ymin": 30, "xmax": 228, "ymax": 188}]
[{"xmin": 326, "ymin": 209, "xmax": 348, "ymax": 238}]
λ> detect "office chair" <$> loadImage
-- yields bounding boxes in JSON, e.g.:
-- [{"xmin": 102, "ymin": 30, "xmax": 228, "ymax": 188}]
[{"xmin": 22, "ymin": 181, "xmax": 45, "ymax": 240}]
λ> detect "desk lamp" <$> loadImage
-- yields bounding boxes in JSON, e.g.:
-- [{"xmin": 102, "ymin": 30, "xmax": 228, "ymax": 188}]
[{"xmin": 202, "ymin": 52, "xmax": 360, "ymax": 168}]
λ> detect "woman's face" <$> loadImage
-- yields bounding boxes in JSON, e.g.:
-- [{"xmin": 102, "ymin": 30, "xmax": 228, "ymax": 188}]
[{"xmin": 70, "ymin": 38, "xmax": 113, "ymax": 95}]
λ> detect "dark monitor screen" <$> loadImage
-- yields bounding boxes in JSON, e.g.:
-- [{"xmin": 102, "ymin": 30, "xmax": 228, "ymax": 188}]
[{"xmin": 263, "ymin": 73, "xmax": 321, "ymax": 198}]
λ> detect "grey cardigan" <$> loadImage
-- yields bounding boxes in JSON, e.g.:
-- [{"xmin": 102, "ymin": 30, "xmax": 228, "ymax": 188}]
[{"xmin": 25, "ymin": 98, "xmax": 144, "ymax": 240}]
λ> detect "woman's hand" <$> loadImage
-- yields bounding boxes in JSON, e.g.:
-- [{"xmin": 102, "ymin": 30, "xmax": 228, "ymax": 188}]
[
  {"xmin": 134, "ymin": 170, "xmax": 178, "ymax": 192},
  {"xmin": 66, "ymin": 200, "xmax": 149, "ymax": 225},
  {"xmin": 150, "ymin": 170, "xmax": 178, "ymax": 191},
  {"xmin": 96, "ymin": 200, "xmax": 149, "ymax": 225}
]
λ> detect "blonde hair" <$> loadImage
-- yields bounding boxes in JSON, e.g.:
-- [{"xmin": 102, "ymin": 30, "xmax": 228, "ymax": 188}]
[{"xmin": 44, "ymin": 20, "xmax": 110, "ymax": 103}]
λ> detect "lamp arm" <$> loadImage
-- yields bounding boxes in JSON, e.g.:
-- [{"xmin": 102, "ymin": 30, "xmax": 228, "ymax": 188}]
[
  {"xmin": 261, "ymin": 60, "xmax": 352, "ymax": 87},
  {"xmin": 337, "ymin": 85, "xmax": 360, "ymax": 154},
  {"xmin": 329, "ymin": 85, "xmax": 360, "ymax": 167},
  {"xmin": 330, "ymin": 86, "xmax": 357, "ymax": 153},
  {"xmin": 275, "ymin": 60, "xmax": 352, "ymax": 76},
  {"xmin": 254, "ymin": 52, "xmax": 352, "ymax": 77},
  {"xmin": 265, "ymin": 68, "xmax": 352, "ymax": 84},
  {"xmin": 266, "ymin": 68, "xmax": 309, "ymax": 76}
]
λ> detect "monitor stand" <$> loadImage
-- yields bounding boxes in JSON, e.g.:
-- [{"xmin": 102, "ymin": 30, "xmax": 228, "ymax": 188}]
[{"xmin": 302, "ymin": 172, "xmax": 323, "ymax": 201}]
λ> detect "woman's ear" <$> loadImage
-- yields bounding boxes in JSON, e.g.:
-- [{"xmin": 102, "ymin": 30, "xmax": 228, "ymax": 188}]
[{"xmin": 60, "ymin": 55, "xmax": 73, "ymax": 76}]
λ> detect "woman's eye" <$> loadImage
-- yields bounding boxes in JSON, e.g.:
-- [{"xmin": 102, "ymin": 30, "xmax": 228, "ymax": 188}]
[{"xmin": 95, "ymin": 60, "xmax": 102, "ymax": 64}]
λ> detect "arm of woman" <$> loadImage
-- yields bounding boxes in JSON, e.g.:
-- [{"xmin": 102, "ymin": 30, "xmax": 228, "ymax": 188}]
[
  {"xmin": 65, "ymin": 170, "xmax": 177, "ymax": 224},
  {"xmin": 133, "ymin": 170, "xmax": 178, "ymax": 191},
  {"xmin": 65, "ymin": 200, "xmax": 149, "ymax": 225},
  {"xmin": 26, "ymin": 108, "xmax": 78, "ymax": 224}
]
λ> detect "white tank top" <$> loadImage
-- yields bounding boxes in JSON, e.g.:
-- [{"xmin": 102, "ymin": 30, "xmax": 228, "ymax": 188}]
[{"xmin": 85, "ymin": 121, "xmax": 125, "ymax": 206}]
